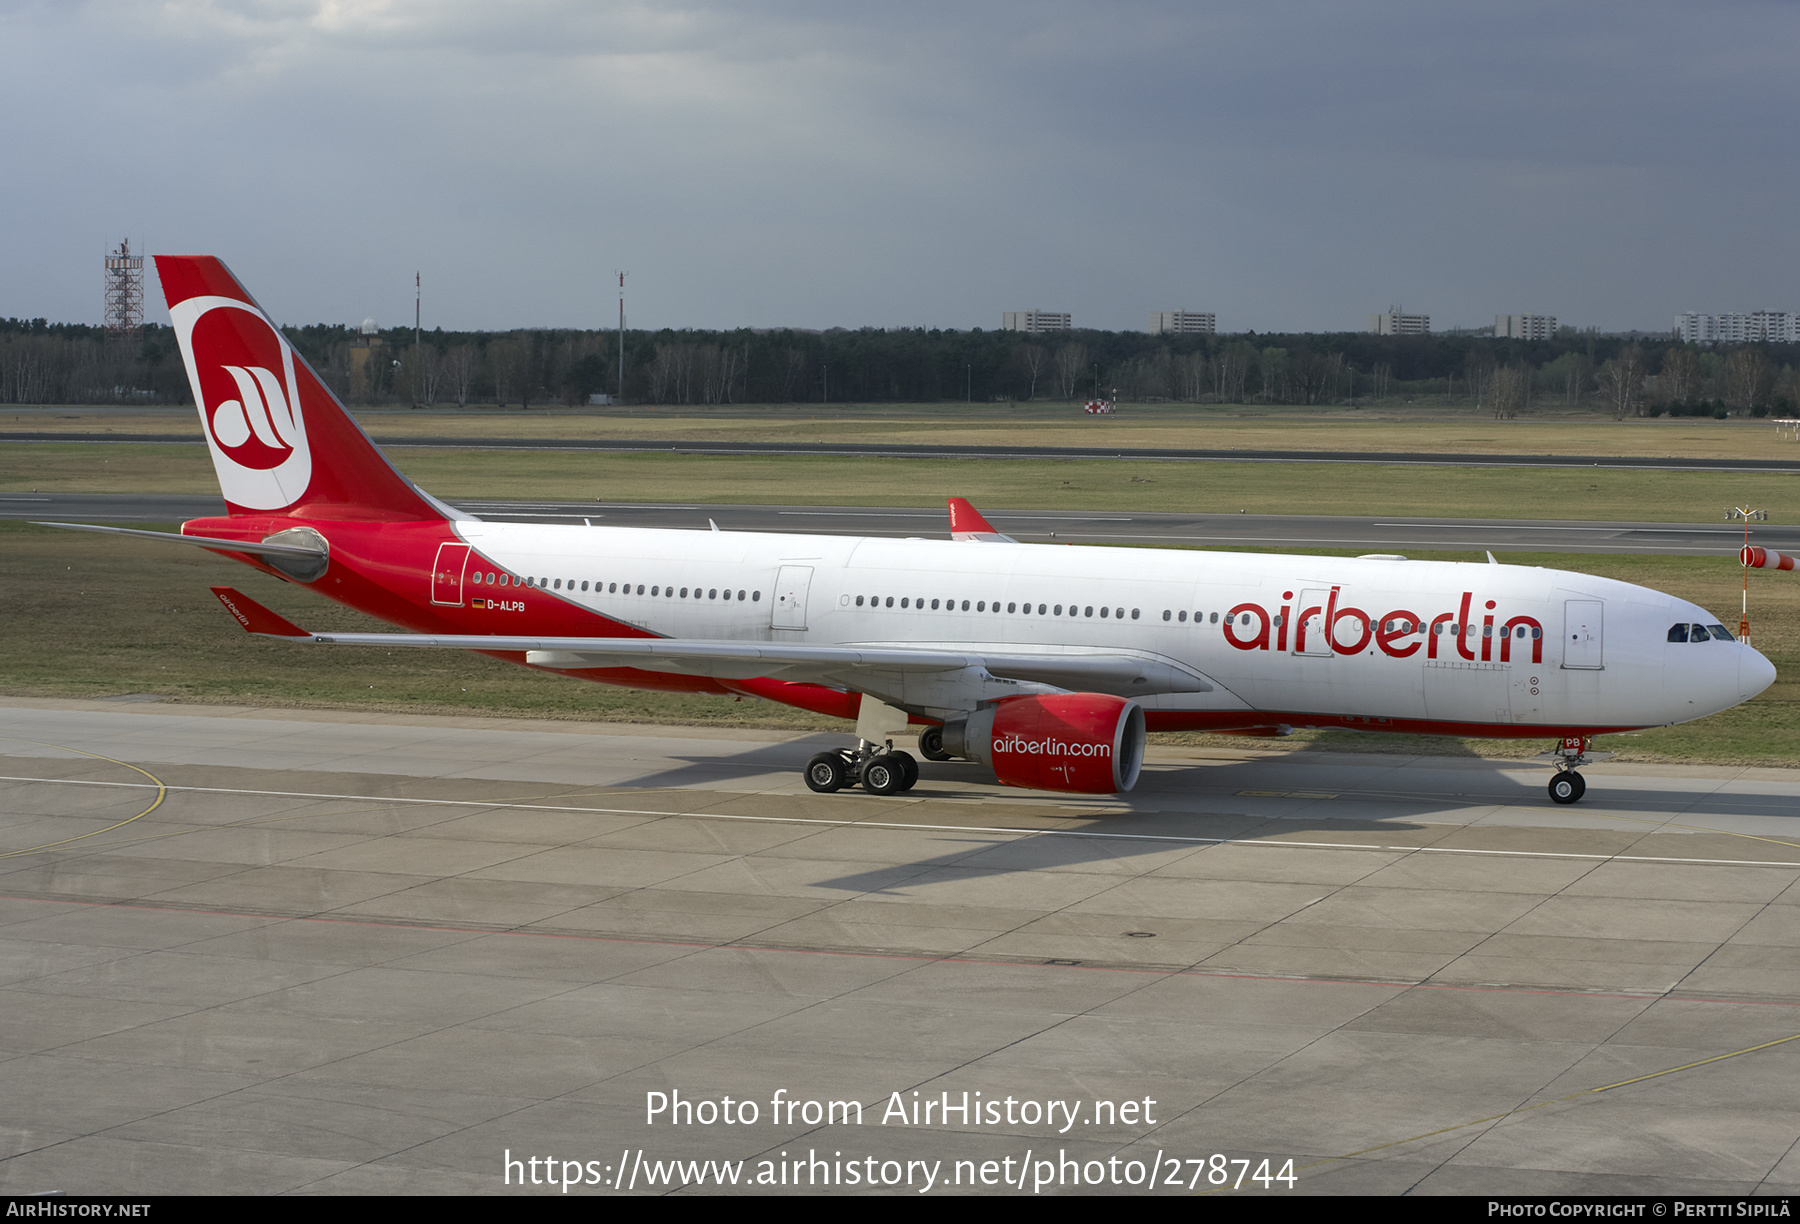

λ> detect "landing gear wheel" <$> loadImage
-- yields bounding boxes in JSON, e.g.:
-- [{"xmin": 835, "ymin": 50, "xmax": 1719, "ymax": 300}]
[
  {"xmin": 804, "ymin": 752, "xmax": 847, "ymax": 794},
  {"xmin": 1548, "ymin": 771, "xmax": 1586, "ymax": 805},
  {"xmin": 893, "ymin": 751, "xmax": 918, "ymax": 792},
  {"xmin": 917, "ymin": 726, "xmax": 952, "ymax": 762},
  {"xmin": 861, "ymin": 753, "xmax": 907, "ymax": 796}
]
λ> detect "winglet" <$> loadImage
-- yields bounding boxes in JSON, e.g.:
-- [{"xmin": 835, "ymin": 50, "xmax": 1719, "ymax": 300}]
[
  {"xmin": 210, "ymin": 587, "xmax": 311, "ymax": 638},
  {"xmin": 948, "ymin": 498, "xmax": 1016, "ymax": 542}
]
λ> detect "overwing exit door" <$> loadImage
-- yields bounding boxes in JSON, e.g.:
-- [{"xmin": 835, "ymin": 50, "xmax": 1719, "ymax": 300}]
[{"xmin": 772, "ymin": 565, "xmax": 814, "ymax": 630}]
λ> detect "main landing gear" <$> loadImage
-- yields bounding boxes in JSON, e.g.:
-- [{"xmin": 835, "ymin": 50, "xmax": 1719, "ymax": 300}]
[
  {"xmin": 804, "ymin": 739, "xmax": 920, "ymax": 796},
  {"xmin": 1547, "ymin": 735, "xmax": 1591, "ymax": 805}
]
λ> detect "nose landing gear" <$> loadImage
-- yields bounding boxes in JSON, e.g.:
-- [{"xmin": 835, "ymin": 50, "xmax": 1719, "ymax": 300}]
[
  {"xmin": 1547, "ymin": 735, "xmax": 1590, "ymax": 804},
  {"xmin": 1548, "ymin": 771, "xmax": 1586, "ymax": 804},
  {"xmin": 804, "ymin": 738, "xmax": 919, "ymax": 795}
]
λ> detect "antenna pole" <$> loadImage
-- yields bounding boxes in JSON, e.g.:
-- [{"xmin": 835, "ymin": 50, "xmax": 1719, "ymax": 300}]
[
  {"xmin": 1734, "ymin": 505, "xmax": 1768, "ymax": 644},
  {"xmin": 103, "ymin": 238, "xmax": 144, "ymax": 350}
]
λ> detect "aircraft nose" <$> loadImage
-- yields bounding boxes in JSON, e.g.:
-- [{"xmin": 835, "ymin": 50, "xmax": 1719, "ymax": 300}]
[{"xmin": 1741, "ymin": 645, "xmax": 1778, "ymax": 700}]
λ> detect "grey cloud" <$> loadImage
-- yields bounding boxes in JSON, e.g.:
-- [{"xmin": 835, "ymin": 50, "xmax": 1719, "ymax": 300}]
[{"xmin": 2, "ymin": 2, "xmax": 1796, "ymax": 332}]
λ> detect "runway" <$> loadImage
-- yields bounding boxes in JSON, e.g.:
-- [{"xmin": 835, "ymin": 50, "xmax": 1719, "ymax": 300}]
[
  {"xmin": 8, "ymin": 492, "xmax": 1790, "ymax": 556},
  {"xmin": 3, "ymin": 697, "xmax": 1799, "ymax": 1195}
]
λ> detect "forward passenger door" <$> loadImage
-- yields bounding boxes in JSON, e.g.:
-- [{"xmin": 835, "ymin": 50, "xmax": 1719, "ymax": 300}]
[{"xmin": 1563, "ymin": 600, "xmax": 1603, "ymax": 669}]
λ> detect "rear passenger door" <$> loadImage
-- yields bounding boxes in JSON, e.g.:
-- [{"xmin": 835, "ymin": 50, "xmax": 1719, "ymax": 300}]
[{"xmin": 431, "ymin": 543, "xmax": 470, "ymax": 606}]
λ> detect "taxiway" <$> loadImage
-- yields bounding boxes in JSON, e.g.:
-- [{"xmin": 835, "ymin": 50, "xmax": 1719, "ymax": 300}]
[{"xmin": 2, "ymin": 698, "xmax": 1798, "ymax": 1195}]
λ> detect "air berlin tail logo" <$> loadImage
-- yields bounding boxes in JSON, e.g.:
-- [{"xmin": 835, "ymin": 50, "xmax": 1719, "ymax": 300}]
[
  {"xmin": 211, "ymin": 364, "xmax": 298, "ymax": 460},
  {"xmin": 172, "ymin": 297, "xmax": 313, "ymax": 510}
]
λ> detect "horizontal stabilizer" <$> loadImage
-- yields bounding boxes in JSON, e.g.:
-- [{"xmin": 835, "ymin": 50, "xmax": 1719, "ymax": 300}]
[
  {"xmin": 37, "ymin": 521, "xmax": 327, "ymax": 559},
  {"xmin": 210, "ymin": 587, "xmax": 311, "ymax": 638}
]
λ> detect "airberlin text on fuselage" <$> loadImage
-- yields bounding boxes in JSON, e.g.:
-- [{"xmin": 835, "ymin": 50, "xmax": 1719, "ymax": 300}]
[
  {"xmin": 1223, "ymin": 587, "xmax": 1545, "ymax": 664},
  {"xmin": 993, "ymin": 736, "xmax": 1112, "ymax": 758}
]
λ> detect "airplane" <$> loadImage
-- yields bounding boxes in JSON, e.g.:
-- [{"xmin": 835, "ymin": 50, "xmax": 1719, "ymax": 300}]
[{"xmin": 43, "ymin": 256, "xmax": 1778, "ymax": 806}]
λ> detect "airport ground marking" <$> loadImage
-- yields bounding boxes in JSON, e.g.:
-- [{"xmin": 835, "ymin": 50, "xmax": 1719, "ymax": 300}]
[
  {"xmin": 1547, "ymin": 804, "xmax": 1800, "ymax": 853},
  {"xmin": 0, "ymin": 746, "xmax": 165, "ymax": 859},
  {"xmin": 2, "ymin": 772, "xmax": 1800, "ymax": 870}
]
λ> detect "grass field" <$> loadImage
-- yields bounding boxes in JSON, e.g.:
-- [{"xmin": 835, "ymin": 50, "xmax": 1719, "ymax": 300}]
[
  {"xmin": 7, "ymin": 400, "xmax": 1800, "ymax": 460},
  {"xmin": 4, "ymin": 519, "xmax": 1794, "ymax": 767},
  {"xmin": 3, "ymin": 442, "xmax": 1797, "ymax": 525}
]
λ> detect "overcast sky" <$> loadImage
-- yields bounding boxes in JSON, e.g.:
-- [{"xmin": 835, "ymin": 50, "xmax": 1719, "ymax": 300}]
[{"xmin": 3, "ymin": 1, "xmax": 1796, "ymax": 334}]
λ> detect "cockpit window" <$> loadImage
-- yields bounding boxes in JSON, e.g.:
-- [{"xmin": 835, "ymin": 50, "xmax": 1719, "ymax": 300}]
[{"xmin": 1672, "ymin": 622, "xmax": 1737, "ymax": 642}]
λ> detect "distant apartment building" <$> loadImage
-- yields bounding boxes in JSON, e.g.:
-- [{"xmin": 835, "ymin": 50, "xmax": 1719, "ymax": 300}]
[
  {"xmin": 1367, "ymin": 308, "xmax": 1430, "ymax": 336},
  {"xmin": 1496, "ymin": 313, "xmax": 1557, "ymax": 340},
  {"xmin": 1001, "ymin": 310, "xmax": 1072, "ymax": 334},
  {"xmin": 1674, "ymin": 311, "xmax": 1800, "ymax": 344},
  {"xmin": 1148, "ymin": 310, "xmax": 1216, "ymax": 336}
]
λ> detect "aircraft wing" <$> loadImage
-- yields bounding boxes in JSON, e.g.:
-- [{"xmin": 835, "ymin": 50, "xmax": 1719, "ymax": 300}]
[{"xmin": 210, "ymin": 586, "xmax": 1211, "ymax": 698}]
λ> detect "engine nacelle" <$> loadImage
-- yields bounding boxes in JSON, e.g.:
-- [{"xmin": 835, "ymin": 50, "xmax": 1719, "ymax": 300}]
[{"xmin": 943, "ymin": 694, "xmax": 1146, "ymax": 794}]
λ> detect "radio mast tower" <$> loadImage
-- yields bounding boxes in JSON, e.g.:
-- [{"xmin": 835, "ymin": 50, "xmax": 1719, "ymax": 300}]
[{"xmin": 103, "ymin": 238, "xmax": 144, "ymax": 347}]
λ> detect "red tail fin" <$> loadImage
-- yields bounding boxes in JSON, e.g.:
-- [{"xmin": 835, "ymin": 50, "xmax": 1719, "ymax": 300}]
[
  {"xmin": 158, "ymin": 256, "xmax": 441, "ymax": 522},
  {"xmin": 948, "ymin": 497, "xmax": 1014, "ymax": 542}
]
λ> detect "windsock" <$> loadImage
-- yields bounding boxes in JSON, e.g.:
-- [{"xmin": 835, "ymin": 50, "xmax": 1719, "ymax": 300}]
[{"xmin": 1743, "ymin": 546, "xmax": 1797, "ymax": 571}]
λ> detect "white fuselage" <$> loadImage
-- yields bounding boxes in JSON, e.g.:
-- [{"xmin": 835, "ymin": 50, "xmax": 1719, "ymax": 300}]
[{"xmin": 452, "ymin": 520, "xmax": 1775, "ymax": 733}]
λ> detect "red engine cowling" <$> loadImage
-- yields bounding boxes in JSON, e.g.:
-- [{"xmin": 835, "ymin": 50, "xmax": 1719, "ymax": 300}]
[{"xmin": 945, "ymin": 694, "xmax": 1146, "ymax": 794}]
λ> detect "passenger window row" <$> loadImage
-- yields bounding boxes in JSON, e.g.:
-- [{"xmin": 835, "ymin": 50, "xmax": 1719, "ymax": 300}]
[
  {"xmin": 1422, "ymin": 623, "xmax": 1542, "ymax": 638},
  {"xmin": 1144, "ymin": 611, "xmax": 1547, "ymax": 640},
  {"xmin": 468, "ymin": 570, "xmax": 760, "ymax": 602},
  {"xmin": 852, "ymin": 596, "xmax": 1141, "ymax": 619}
]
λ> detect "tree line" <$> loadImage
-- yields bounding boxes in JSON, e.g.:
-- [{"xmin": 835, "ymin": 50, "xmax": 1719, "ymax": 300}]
[{"xmin": 3, "ymin": 314, "xmax": 1797, "ymax": 415}]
